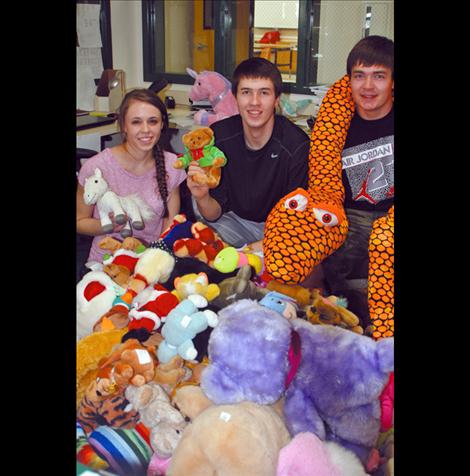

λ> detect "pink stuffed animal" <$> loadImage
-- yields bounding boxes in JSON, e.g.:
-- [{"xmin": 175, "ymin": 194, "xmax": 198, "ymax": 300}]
[
  {"xmin": 187, "ymin": 68, "xmax": 239, "ymax": 126},
  {"xmin": 277, "ymin": 432, "xmax": 368, "ymax": 476}
]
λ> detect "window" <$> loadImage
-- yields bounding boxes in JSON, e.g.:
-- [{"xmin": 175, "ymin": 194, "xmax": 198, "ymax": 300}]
[
  {"xmin": 142, "ymin": 0, "xmax": 252, "ymax": 85},
  {"xmin": 142, "ymin": 0, "xmax": 393, "ymax": 93}
]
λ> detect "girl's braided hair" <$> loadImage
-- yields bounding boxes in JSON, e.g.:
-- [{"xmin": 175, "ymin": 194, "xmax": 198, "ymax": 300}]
[{"xmin": 118, "ymin": 88, "xmax": 174, "ymax": 218}]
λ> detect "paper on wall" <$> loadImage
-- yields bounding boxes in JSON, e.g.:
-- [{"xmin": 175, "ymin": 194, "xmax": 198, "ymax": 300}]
[
  {"xmin": 77, "ymin": 47, "xmax": 103, "ymax": 80},
  {"xmin": 77, "ymin": 47, "xmax": 103, "ymax": 111},
  {"xmin": 77, "ymin": 65, "xmax": 96, "ymax": 111},
  {"xmin": 77, "ymin": 3, "xmax": 102, "ymax": 48}
]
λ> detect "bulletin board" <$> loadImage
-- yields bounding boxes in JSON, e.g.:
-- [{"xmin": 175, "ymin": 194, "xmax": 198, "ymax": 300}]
[
  {"xmin": 77, "ymin": 0, "xmax": 113, "ymax": 110},
  {"xmin": 77, "ymin": 0, "xmax": 113, "ymax": 70}
]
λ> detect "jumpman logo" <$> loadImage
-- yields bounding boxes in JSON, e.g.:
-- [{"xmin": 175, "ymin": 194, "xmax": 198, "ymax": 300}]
[{"xmin": 353, "ymin": 168, "xmax": 377, "ymax": 204}]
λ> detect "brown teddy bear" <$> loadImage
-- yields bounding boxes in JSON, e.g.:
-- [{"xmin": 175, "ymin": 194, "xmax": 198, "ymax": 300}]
[
  {"xmin": 99, "ymin": 236, "xmax": 147, "ymax": 288},
  {"xmin": 173, "ymin": 127, "xmax": 227, "ymax": 188},
  {"xmin": 98, "ymin": 338, "xmax": 157, "ymax": 388},
  {"xmin": 153, "ymin": 355, "xmax": 187, "ymax": 394}
]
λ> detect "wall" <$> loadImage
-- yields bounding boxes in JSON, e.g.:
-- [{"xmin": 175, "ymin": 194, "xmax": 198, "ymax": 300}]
[
  {"xmin": 316, "ymin": 0, "xmax": 394, "ymax": 85},
  {"xmin": 254, "ymin": 0, "xmax": 299, "ymax": 29},
  {"xmin": 110, "ymin": 0, "xmax": 192, "ymax": 102}
]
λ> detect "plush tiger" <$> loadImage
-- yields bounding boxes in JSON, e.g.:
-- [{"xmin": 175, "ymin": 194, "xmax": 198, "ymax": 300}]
[
  {"xmin": 263, "ymin": 75, "xmax": 394, "ymax": 340},
  {"xmin": 77, "ymin": 378, "xmax": 140, "ymax": 435}
]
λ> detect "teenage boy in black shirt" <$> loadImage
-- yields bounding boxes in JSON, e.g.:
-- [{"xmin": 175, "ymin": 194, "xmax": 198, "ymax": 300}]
[
  {"xmin": 187, "ymin": 57, "xmax": 310, "ymax": 251},
  {"xmin": 322, "ymin": 35, "xmax": 394, "ymax": 331}
]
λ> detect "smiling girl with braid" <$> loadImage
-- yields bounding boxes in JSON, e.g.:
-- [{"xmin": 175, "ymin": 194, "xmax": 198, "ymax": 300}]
[{"xmin": 77, "ymin": 89, "xmax": 186, "ymax": 265}]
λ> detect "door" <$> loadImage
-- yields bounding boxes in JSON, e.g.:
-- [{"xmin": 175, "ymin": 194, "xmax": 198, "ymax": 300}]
[{"xmin": 193, "ymin": 0, "xmax": 215, "ymax": 72}]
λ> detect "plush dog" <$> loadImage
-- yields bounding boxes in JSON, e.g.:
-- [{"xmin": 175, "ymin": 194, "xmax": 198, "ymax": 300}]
[
  {"xmin": 125, "ymin": 382, "xmax": 187, "ymax": 459},
  {"xmin": 200, "ymin": 298, "xmax": 394, "ymax": 464}
]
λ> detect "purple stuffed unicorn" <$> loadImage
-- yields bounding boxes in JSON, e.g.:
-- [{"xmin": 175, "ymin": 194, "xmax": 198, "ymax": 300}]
[
  {"xmin": 187, "ymin": 68, "xmax": 239, "ymax": 126},
  {"xmin": 200, "ymin": 298, "xmax": 394, "ymax": 465}
]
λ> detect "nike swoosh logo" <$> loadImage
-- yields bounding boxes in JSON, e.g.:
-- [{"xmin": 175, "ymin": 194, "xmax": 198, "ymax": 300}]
[{"xmin": 271, "ymin": 153, "xmax": 279, "ymax": 159}]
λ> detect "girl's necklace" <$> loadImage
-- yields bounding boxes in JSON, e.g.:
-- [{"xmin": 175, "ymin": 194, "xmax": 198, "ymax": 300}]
[{"xmin": 123, "ymin": 143, "xmax": 146, "ymax": 162}]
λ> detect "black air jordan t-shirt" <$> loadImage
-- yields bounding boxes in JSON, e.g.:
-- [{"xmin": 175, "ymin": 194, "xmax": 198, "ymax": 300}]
[{"xmin": 342, "ymin": 106, "xmax": 394, "ymax": 211}]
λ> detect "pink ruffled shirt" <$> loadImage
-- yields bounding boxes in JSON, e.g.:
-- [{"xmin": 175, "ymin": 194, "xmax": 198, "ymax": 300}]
[{"xmin": 78, "ymin": 148, "xmax": 186, "ymax": 263}]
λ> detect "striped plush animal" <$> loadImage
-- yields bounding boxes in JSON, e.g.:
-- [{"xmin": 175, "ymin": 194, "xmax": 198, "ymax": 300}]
[
  {"xmin": 263, "ymin": 75, "xmax": 394, "ymax": 340},
  {"xmin": 77, "ymin": 380, "xmax": 140, "ymax": 435}
]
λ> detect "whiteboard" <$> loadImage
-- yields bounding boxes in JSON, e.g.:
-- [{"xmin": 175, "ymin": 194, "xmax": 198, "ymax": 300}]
[{"xmin": 254, "ymin": 1, "xmax": 299, "ymax": 29}]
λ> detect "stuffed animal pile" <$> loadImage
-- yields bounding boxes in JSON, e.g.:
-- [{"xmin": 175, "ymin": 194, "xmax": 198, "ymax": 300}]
[
  {"xmin": 77, "ymin": 83, "xmax": 394, "ymax": 472},
  {"xmin": 77, "ymin": 225, "xmax": 393, "ymax": 475}
]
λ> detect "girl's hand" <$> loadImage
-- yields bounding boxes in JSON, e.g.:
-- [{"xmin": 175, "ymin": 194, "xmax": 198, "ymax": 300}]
[{"xmin": 108, "ymin": 212, "xmax": 127, "ymax": 233}]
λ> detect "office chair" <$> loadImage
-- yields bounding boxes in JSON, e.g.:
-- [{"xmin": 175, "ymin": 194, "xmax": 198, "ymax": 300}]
[{"xmin": 76, "ymin": 147, "xmax": 98, "ymax": 176}]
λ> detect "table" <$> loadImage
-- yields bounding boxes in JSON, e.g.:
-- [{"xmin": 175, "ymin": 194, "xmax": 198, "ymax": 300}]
[{"xmin": 253, "ymin": 42, "xmax": 297, "ymax": 75}]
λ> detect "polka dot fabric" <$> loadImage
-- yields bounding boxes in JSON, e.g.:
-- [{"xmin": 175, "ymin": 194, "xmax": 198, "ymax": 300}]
[
  {"xmin": 368, "ymin": 206, "xmax": 394, "ymax": 340},
  {"xmin": 263, "ymin": 75, "xmax": 394, "ymax": 340},
  {"xmin": 264, "ymin": 75, "xmax": 355, "ymax": 283}
]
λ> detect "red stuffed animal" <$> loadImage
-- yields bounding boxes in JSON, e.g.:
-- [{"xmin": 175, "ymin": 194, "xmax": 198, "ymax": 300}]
[{"xmin": 173, "ymin": 222, "xmax": 225, "ymax": 267}]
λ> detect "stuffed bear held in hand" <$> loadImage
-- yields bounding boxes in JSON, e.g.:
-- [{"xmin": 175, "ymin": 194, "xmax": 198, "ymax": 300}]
[{"xmin": 173, "ymin": 127, "xmax": 227, "ymax": 188}]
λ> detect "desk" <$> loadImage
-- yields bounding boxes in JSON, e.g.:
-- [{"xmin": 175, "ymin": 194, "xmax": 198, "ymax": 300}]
[
  {"xmin": 76, "ymin": 120, "xmax": 119, "ymax": 152},
  {"xmin": 76, "ymin": 106, "xmax": 197, "ymax": 154}
]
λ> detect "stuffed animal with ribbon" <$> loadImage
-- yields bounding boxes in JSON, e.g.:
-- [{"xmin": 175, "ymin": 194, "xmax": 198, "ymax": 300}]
[
  {"xmin": 186, "ymin": 68, "xmax": 239, "ymax": 126},
  {"xmin": 263, "ymin": 75, "xmax": 394, "ymax": 340},
  {"xmin": 200, "ymin": 298, "xmax": 394, "ymax": 466},
  {"xmin": 173, "ymin": 127, "xmax": 227, "ymax": 188},
  {"xmin": 93, "ymin": 247, "xmax": 176, "ymax": 333}
]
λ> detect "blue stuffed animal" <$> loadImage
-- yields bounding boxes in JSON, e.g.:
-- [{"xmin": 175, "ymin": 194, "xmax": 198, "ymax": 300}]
[
  {"xmin": 157, "ymin": 295, "xmax": 218, "ymax": 363},
  {"xmin": 259, "ymin": 291, "xmax": 298, "ymax": 320}
]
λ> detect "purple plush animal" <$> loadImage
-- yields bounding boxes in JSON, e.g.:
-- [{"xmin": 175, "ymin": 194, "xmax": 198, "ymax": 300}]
[{"xmin": 200, "ymin": 298, "xmax": 394, "ymax": 464}]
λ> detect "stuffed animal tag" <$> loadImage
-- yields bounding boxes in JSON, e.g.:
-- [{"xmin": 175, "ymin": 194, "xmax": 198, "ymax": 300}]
[
  {"xmin": 181, "ymin": 315, "xmax": 192, "ymax": 328},
  {"xmin": 219, "ymin": 411, "xmax": 231, "ymax": 423},
  {"xmin": 135, "ymin": 349, "xmax": 151, "ymax": 365}
]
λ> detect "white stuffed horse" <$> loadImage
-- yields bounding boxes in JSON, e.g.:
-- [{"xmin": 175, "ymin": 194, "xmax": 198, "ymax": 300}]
[{"xmin": 83, "ymin": 167, "xmax": 154, "ymax": 238}]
